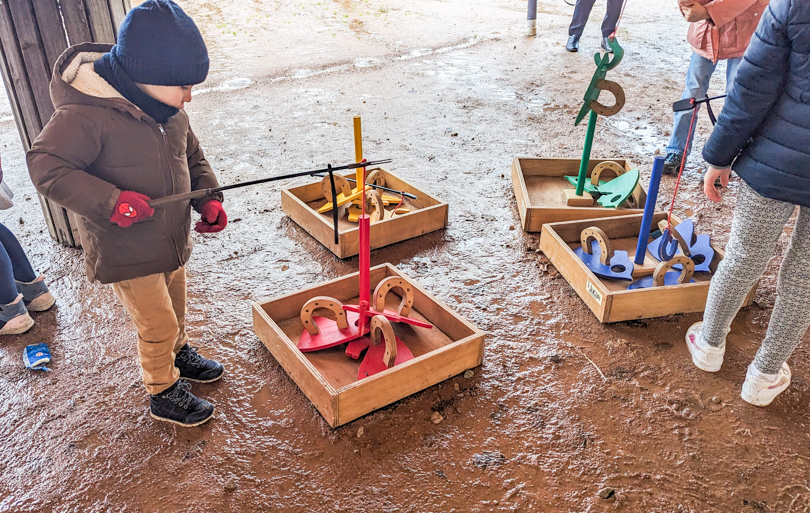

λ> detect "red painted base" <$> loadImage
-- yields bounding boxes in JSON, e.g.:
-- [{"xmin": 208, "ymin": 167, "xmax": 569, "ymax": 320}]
[
  {"xmin": 345, "ymin": 338, "xmax": 369, "ymax": 360},
  {"xmin": 342, "ymin": 305, "xmax": 433, "ymax": 329},
  {"xmin": 297, "ymin": 311, "xmax": 368, "ymax": 352},
  {"xmin": 357, "ymin": 336, "xmax": 415, "ymax": 379}
]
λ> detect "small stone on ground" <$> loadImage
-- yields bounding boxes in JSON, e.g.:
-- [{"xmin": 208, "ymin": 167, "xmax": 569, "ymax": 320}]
[
  {"xmin": 599, "ymin": 487, "xmax": 615, "ymax": 499},
  {"xmin": 472, "ymin": 451, "xmax": 507, "ymax": 470}
]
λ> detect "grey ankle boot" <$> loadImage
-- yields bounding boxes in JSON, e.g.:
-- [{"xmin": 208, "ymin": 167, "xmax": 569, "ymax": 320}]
[
  {"xmin": 0, "ymin": 294, "xmax": 33, "ymax": 335},
  {"xmin": 16, "ymin": 276, "xmax": 55, "ymax": 312}
]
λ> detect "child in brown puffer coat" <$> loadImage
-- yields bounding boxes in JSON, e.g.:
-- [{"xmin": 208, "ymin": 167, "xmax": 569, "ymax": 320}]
[{"xmin": 28, "ymin": 0, "xmax": 227, "ymax": 427}]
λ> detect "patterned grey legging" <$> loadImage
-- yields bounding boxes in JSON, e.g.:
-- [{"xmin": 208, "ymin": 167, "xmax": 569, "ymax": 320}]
[{"xmin": 702, "ymin": 180, "xmax": 810, "ymax": 374}]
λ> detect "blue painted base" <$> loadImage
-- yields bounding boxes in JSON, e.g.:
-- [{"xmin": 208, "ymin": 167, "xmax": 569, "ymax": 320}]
[
  {"xmin": 647, "ymin": 219, "xmax": 714, "ymax": 272},
  {"xmin": 627, "ymin": 271, "xmax": 696, "ymax": 290},
  {"xmin": 574, "ymin": 241, "xmax": 634, "ymax": 281}
]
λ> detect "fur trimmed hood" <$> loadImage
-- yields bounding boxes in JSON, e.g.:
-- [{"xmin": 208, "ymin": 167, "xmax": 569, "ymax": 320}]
[
  {"xmin": 50, "ymin": 43, "xmax": 145, "ymax": 120},
  {"xmin": 61, "ymin": 51, "xmax": 123, "ymax": 100}
]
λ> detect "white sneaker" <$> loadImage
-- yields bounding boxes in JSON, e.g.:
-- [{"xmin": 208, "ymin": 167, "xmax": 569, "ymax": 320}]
[
  {"xmin": 741, "ymin": 362, "xmax": 791, "ymax": 406},
  {"xmin": 685, "ymin": 322, "xmax": 725, "ymax": 372}
]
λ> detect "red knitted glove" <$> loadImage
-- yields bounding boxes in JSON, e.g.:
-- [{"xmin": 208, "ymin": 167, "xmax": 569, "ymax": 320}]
[
  {"xmin": 110, "ymin": 191, "xmax": 154, "ymax": 228},
  {"xmin": 194, "ymin": 200, "xmax": 227, "ymax": 233}
]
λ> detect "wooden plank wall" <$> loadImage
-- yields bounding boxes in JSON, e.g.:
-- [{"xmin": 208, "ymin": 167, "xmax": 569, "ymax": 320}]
[{"xmin": 0, "ymin": 0, "xmax": 130, "ymax": 246}]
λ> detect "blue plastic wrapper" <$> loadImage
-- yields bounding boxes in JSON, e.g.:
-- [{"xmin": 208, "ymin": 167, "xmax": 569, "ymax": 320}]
[{"xmin": 24, "ymin": 343, "xmax": 51, "ymax": 371}]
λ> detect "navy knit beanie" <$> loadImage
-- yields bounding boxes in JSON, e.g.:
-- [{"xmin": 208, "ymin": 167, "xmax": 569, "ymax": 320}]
[{"xmin": 112, "ymin": 0, "xmax": 209, "ymax": 86}]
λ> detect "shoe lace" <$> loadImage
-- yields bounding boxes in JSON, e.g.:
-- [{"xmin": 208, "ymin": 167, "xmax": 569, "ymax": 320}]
[
  {"xmin": 164, "ymin": 381, "xmax": 194, "ymax": 409},
  {"xmin": 178, "ymin": 346, "xmax": 205, "ymax": 368}
]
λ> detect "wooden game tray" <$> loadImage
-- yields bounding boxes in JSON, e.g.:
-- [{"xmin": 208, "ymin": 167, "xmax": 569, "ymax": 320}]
[
  {"xmin": 281, "ymin": 167, "xmax": 448, "ymax": 259},
  {"xmin": 252, "ymin": 264, "xmax": 485, "ymax": 427},
  {"xmin": 539, "ymin": 213, "xmax": 757, "ymax": 323},
  {"xmin": 511, "ymin": 157, "xmax": 647, "ymax": 232}
]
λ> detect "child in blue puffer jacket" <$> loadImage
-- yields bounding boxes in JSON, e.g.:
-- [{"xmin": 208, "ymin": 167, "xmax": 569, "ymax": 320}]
[{"xmin": 685, "ymin": 0, "xmax": 810, "ymax": 406}]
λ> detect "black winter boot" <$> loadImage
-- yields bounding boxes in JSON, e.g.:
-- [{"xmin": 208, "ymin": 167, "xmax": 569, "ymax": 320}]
[
  {"xmin": 663, "ymin": 152, "xmax": 683, "ymax": 175},
  {"xmin": 176, "ymin": 344, "xmax": 225, "ymax": 383},
  {"xmin": 150, "ymin": 381, "xmax": 214, "ymax": 427},
  {"xmin": 566, "ymin": 35, "xmax": 580, "ymax": 52}
]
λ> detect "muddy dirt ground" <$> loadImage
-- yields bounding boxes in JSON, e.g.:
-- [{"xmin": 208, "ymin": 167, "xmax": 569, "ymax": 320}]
[{"xmin": 1, "ymin": 0, "xmax": 809, "ymax": 511}]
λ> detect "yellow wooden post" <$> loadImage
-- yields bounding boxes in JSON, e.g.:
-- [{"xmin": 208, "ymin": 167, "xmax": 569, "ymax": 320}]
[
  {"xmin": 354, "ymin": 116, "xmax": 363, "ymax": 185},
  {"xmin": 318, "ymin": 115, "xmax": 380, "ymax": 214}
]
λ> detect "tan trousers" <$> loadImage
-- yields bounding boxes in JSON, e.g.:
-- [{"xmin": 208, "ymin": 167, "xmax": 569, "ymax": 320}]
[{"xmin": 111, "ymin": 267, "xmax": 188, "ymax": 395}]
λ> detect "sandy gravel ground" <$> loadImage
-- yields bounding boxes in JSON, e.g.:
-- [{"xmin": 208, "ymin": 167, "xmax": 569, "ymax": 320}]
[{"xmin": 1, "ymin": 0, "xmax": 808, "ymax": 511}]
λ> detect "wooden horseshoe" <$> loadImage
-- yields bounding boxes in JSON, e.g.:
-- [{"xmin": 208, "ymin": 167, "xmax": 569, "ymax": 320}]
[
  {"xmin": 589, "ymin": 79, "xmax": 626, "ymax": 118},
  {"xmin": 580, "ymin": 227, "xmax": 614, "ymax": 266},
  {"xmin": 656, "ymin": 220, "xmax": 692, "ymax": 256},
  {"xmin": 365, "ymin": 169, "xmax": 386, "ymax": 188},
  {"xmin": 373, "ymin": 276, "xmax": 415, "ymax": 316},
  {"xmin": 653, "ymin": 255, "xmax": 695, "ymax": 287},
  {"xmin": 370, "ymin": 315, "xmax": 397, "ymax": 368},
  {"xmin": 321, "ymin": 174, "xmax": 352, "ymax": 202},
  {"xmin": 366, "ymin": 190, "xmax": 384, "ymax": 223},
  {"xmin": 300, "ymin": 296, "xmax": 348, "ymax": 335},
  {"xmin": 590, "ymin": 161, "xmax": 626, "ymax": 185}
]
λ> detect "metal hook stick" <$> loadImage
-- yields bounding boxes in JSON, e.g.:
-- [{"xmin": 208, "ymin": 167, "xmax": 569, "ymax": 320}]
[
  {"xmin": 148, "ymin": 159, "xmax": 393, "ymax": 208},
  {"xmin": 312, "ymin": 174, "xmax": 418, "ymax": 200},
  {"xmin": 672, "ymin": 94, "xmax": 727, "ymax": 112},
  {"xmin": 327, "ymin": 164, "xmax": 339, "ymax": 245}
]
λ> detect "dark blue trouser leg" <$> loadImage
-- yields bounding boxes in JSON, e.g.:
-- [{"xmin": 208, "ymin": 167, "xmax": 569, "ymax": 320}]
[
  {"xmin": 569, "ymin": 0, "xmax": 597, "ymax": 37},
  {"xmin": 0, "ymin": 245, "xmax": 19, "ymax": 304},
  {"xmin": 0, "ymin": 223, "xmax": 37, "ymax": 284},
  {"xmin": 601, "ymin": 0, "xmax": 624, "ymax": 37}
]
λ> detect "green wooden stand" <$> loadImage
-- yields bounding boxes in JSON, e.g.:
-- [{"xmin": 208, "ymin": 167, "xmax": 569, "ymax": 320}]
[
  {"xmin": 571, "ymin": 38, "xmax": 626, "ymax": 200},
  {"xmin": 575, "ymin": 110, "xmax": 598, "ymax": 196}
]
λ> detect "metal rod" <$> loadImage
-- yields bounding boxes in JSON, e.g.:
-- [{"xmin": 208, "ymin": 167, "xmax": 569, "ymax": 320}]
[
  {"xmin": 311, "ymin": 174, "xmax": 418, "ymax": 200},
  {"xmin": 328, "ymin": 165, "xmax": 339, "ymax": 245},
  {"xmin": 148, "ymin": 159, "xmax": 392, "ymax": 207}
]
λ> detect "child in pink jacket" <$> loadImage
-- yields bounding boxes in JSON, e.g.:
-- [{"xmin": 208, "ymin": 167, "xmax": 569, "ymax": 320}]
[{"xmin": 662, "ymin": 0, "xmax": 769, "ymax": 175}]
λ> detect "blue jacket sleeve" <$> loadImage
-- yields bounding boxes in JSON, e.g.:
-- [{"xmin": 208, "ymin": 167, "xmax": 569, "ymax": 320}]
[{"xmin": 702, "ymin": 0, "xmax": 791, "ymax": 168}]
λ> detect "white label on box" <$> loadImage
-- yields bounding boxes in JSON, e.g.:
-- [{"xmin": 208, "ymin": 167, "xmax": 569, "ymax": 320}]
[{"xmin": 586, "ymin": 280, "xmax": 603, "ymax": 305}]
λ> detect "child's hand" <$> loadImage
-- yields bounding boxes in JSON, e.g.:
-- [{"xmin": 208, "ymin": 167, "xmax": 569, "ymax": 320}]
[
  {"xmin": 682, "ymin": 2, "xmax": 710, "ymax": 22},
  {"xmin": 703, "ymin": 167, "xmax": 731, "ymax": 203},
  {"xmin": 195, "ymin": 200, "xmax": 227, "ymax": 233},
  {"xmin": 111, "ymin": 191, "xmax": 155, "ymax": 228}
]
